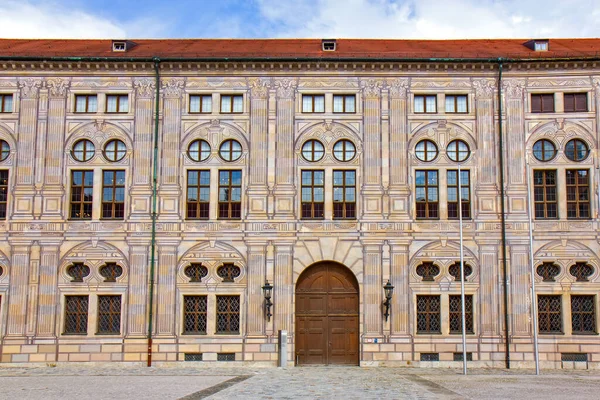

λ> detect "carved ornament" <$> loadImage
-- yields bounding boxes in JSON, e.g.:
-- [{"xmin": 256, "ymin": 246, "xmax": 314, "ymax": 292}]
[
  {"xmin": 133, "ymin": 78, "xmax": 156, "ymax": 98},
  {"xmin": 387, "ymin": 78, "xmax": 409, "ymax": 99},
  {"xmin": 360, "ymin": 78, "xmax": 383, "ymax": 98},
  {"xmin": 274, "ymin": 78, "xmax": 297, "ymax": 99},
  {"xmin": 18, "ymin": 78, "xmax": 42, "ymax": 99},
  {"xmin": 45, "ymin": 78, "xmax": 71, "ymax": 98},
  {"xmin": 247, "ymin": 77, "xmax": 271, "ymax": 99},
  {"xmin": 502, "ymin": 79, "xmax": 526, "ymax": 99},
  {"xmin": 472, "ymin": 78, "xmax": 496, "ymax": 99},
  {"xmin": 161, "ymin": 78, "xmax": 185, "ymax": 98}
]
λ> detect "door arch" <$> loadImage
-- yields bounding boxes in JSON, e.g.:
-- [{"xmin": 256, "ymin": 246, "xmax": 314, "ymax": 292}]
[{"xmin": 295, "ymin": 262, "xmax": 359, "ymax": 365}]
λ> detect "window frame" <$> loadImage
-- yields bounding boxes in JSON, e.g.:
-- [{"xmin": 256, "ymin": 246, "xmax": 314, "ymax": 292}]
[
  {"xmin": 414, "ymin": 94, "xmax": 437, "ymax": 114},
  {"xmin": 415, "ymin": 170, "xmax": 439, "ymax": 220},
  {"xmin": 71, "ymin": 139, "xmax": 96, "ymax": 162},
  {"xmin": 218, "ymin": 170, "xmax": 242, "ymax": 220},
  {"xmin": 415, "ymin": 139, "xmax": 438, "ymax": 162},
  {"xmin": 220, "ymin": 94, "xmax": 244, "ymax": 114},
  {"xmin": 566, "ymin": 169, "xmax": 591, "ymax": 220},
  {"xmin": 0, "ymin": 140, "xmax": 9, "ymax": 162},
  {"xmin": 105, "ymin": 94, "xmax": 129, "ymax": 113},
  {"xmin": 564, "ymin": 139, "xmax": 589, "ymax": 162},
  {"xmin": 183, "ymin": 295, "xmax": 208, "ymax": 335},
  {"xmin": 447, "ymin": 169, "xmax": 471, "ymax": 220},
  {"xmin": 445, "ymin": 94, "xmax": 468, "ymax": 114},
  {"xmin": 189, "ymin": 94, "xmax": 213, "ymax": 114},
  {"xmin": 63, "ymin": 295, "xmax": 89, "ymax": 335},
  {"xmin": 533, "ymin": 169, "xmax": 558, "ymax": 220},
  {"xmin": 449, "ymin": 294, "xmax": 474, "ymax": 334},
  {"xmin": 532, "ymin": 139, "xmax": 557, "ymax": 162},
  {"xmin": 70, "ymin": 170, "xmax": 94, "ymax": 220},
  {"xmin": 332, "ymin": 139, "xmax": 356, "ymax": 162},
  {"xmin": 218, "ymin": 139, "xmax": 242, "ymax": 162},
  {"xmin": 216, "ymin": 295, "xmax": 240, "ymax": 334},
  {"xmin": 0, "ymin": 94, "xmax": 13, "ymax": 113},
  {"xmin": 416, "ymin": 295, "xmax": 441, "ymax": 334},
  {"xmin": 332, "ymin": 170, "xmax": 356, "ymax": 220},
  {"xmin": 301, "ymin": 140, "xmax": 325, "ymax": 162},
  {"xmin": 0, "ymin": 169, "xmax": 8, "ymax": 220},
  {"xmin": 302, "ymin": 94, "xmax": 326, "ymax": 113},
  {"xmin": 538, "ymin": 294, "xmax": 563, "ymax": 334},
  {"xmin": 564, "ymin": 92, "xmax": 588, "ymax": 113},
  {"xmin": 332, "ymin": 94, "xmax": 356, "ymax": 114},
  {"xmin": 96, "ymin": 295, "xmax": 122, "ymax": 335},
  {"xmin": 186, "ymin": 170, "xmax": 210, "ymax": 220},
  {"xmin": 301, "ymin": 169, "xmax": 325, "ymax": 220},
  {"xmin": 74, "ymin": 94, "xmax": 98, "ymax": 113},
  {"xmin": 103, "ymin": 139, "xmax": 127, "ymax": 162},
  {"xmin": 571, "ymin": 295, "xmax": 597, "ymax": 335},
  {"xmin": 101, "ymin": 170, "xmax": 126, "ymax": 220},
  {"xmin": 530, "ymin": 93, "xmax": 555, "ymax": 113}
]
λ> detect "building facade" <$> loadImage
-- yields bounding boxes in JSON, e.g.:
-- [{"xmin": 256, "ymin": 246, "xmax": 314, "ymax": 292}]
[{"xmin": 0, "ymin": 38, "xmax": 599, "ymax": 368}]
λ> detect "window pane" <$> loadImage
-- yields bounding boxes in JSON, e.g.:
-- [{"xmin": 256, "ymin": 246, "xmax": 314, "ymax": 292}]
[
  {"xmin": 190, "ymin": 95, "xmax": 200, "ymax": 112},
  {"xmin": 232, "ymin": 96, "xmax": 243, "ymax": 112},
  {"xmin": 4, "ymin": 96, "xmax": 13, "ymax": 112},
  {"xmin": 76, "ymin": 96, "xmax": 87, "ymax": 112},
  {"xmin": 88, "ymin": 96, "xmax": 97, "ymax": 112},
  {"xmin": 106, "ymin": 96, "xmax": 117, "ymax": 112},
  {"xmin": 302, "ymin": 96, "xmax": 312, "ymax": 112},
  {"xmin": 426, "ymin": 96, "xmax": 436, "ymax": 112},
  {"xmin": 333, "ymin": 96, "xmax": 343, "ymax": 112},
  {"xmin": 457, "ymin": 96, "xmax": 467, "ymax": 112},
  {"xmin": 221, "ymin": 96, "xmax": 231, "ymax": 112},
  {"xmin": 445, "ymin": 96, "xmax": 455, "ymax": 112},
  {"xmin": 414, "ymin": 96, "xmax": 424, "ymax": 113},
  {"xmin": 314, "ymin": 95, "xmax": 325, "ymax": 112},
  {"xmin": 202, "ymin": 96, "xmax": 212, "ymax": 112},
  {"xmin": 119, "ymin": 96, "xmax": 128, "ymax": 112},
  {"xmin": 345, "ymin": 96, "xmax": 355, "ymax": 112}
]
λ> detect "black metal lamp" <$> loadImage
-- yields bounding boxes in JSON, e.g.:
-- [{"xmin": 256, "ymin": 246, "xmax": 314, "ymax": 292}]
[
  {"xmin": 262, "ymin": 280, "xmax": 273, "ymax": 321},
  {"xmin": 383, "ymin": 279, "xmax": 394, "ymax": 322}
]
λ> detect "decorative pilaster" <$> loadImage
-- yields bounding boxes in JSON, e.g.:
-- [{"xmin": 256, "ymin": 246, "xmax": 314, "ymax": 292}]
[
  {"xmin": 503, "ymin": 79, "xmax": 528, "ymax": 218},
  {"xmin": 41, "ymin": 78, "xmax": 70, "ymax": 219},
  {"xmin": 35, "ymin": 242, "xmax": 61, "ymax": 337},
  {"xmin": 593, "ymin": 77, "xmax": 600, "ymax": 142},
  {"xmin": 478, "ymin": 242, "xmax": 500, "ymax": 336},
  {"xmin": 360, "ymin": 79, "xmax": 385, "ymax": 219},
  {"xmin": 6, "ymin": 241, "xmax": 32, "ymax": 336},
  {"xmin": 155, "ymin": 242, "xmax": 178, "ymax": 336},
  {"xmin": 130, "ymin": 78, "xmax": 156, "ymax": 220},
  {"xmin": 13, "ymin": 78, "xmax": 41, "ymax": 219},
  {"xmin": 510, "ymin": 242, "xmax": 531, "ymax": 336},
  {"xmin": 273, "ymin": 78, "xmax": 297, "ymax": 219},
  {"xmin": 246, "ymin": 78, "xmax": 271, "ymax": 219},
  {"xmin": 159, "ymin": 78, "xmax": 185, "ymax": 220},
  {"xmin": 387, "ymin": 78, "xmax": 410, "ymax": 219},
  {"xmin": 389, "ymin": 240, "xmax": 410, "ymax": 335},
  {"xmin": 274, "ymin": 242, "xmax": 294, "ymax": 334},
  {"xmin": 246, "ymin": 241, "xmax": 267, "ymax": 336},
  {"xmin": 126, "ymin": 240, "xmax": 150, "ymax": 337},
  {"xmin": 363, "ymin": 240, "xmax": 383, "ymax": 335}
]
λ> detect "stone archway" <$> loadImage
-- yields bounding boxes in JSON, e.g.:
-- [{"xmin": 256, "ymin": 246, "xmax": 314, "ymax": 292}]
[{"xmin": 295, "ymin": 261, "xmax": 359, "ymax": 365}]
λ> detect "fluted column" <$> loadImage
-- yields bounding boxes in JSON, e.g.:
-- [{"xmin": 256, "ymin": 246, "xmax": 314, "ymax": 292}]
[
  {"xmin": 155, "ymin": 242, "xmax": 178, "ymax": 336},
  {"xmin": 389, "ymin": 240, "xmax": 410, "ymax": 335},
  {"xmin": 478, "ymin": 242, "xmax": 500, "ymax": 335},
  {"xmin": 126, "ymin": 240, "xmax": 150, "ymax": 337},
  {"xmin": 35, "ymin": 242, "xmax": 61, "ymax": 337},
  {"xmin": 130, "ymin": 78, "xmax": 156, "ymax": 220},
  {"xmin": 6, "ymin": 241, "xmax": 32, "ymax": 336},
  {"xmin": 510, "ymin": 242, "xmax": 531, "ymax": 336},
  {"xmin": 387, "ymin": 78, "xmax": 410, "ymax": 219},
  {"xmin": 159, "ymin": 78, "xmax": 184, "ymax": 220},
  {"xmin": 360, "ymin": 79, "xmax": 384, "ymax": 219},
  {"xmin": 13, "ymin": 79, "xmax": 41, "ymax": 219},
  {"xmin": 41, "ymin": 78, "xmax": 70, "ymax": 219},
  {"xmin": 363, "ymin": 241, "xmax": 383, "ymax": 335},
  {"xmin": 273, "ymin": 78, "xmax": 297, "ymax": 219},
  {"xmin": 246, "ymin": 241, "xmax": 267, "ymax": 336},
  {"xmin": 274, "ymin": 242, "xmax": 294, "ymax": 334}
]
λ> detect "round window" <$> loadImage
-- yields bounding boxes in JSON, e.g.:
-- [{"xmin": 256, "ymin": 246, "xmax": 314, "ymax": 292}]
[
  {"xmin": 301, "ymin": 140, "xmax": 325, "ymax": 162},
  {"xmin": 219, "ymin": 139, "xmax": 242, "ymax": 162},
  {"xmin": 532, "ymin": 139, "xmax": 557, "ymax": 162},
  {"xmin": 72, "ymin": 139, "xmax": 95, "ymax": 162},
  {"xmin": 103, "ymin": 139, "xmax": 127, "ymax": 162},
  {"xmin": 415, "ymin": 139, "xmax": 438, "ymax": 162},
  {"xmin": 333, "ymin": 140, "xmax": 356, "ymax": 162},
  {"xmin": 565, "ymin": 139, "xmax": 589, "ymax": 162},
  {"xmin": 188, "ymin": 139, "xmax": 211, "ymax": 162},
  {"xmin": 446, "ymin": 140, "xmax": 470, "ymax": 162},
  {"xmin": 0, "ymin": 140, "xmax": 9, "ymax": 162}
]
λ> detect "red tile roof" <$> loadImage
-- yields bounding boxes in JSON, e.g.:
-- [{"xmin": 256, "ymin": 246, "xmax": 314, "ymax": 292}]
[{"xmin": 0, "ymin": 39, "xmax": 600, "ymax": 60}]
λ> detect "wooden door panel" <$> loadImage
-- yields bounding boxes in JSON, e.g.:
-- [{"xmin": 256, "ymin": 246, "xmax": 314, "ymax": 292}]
[
  {"xmin": 296, "ymin": 294, "xmax": 327, "ymax": 315},
  {"xmin": 296, "ymin": 316, "xmax": 327, "ymax": 364},
  {"xmin": 328, "ymin": 293, "xmax": 359, "ymax": 314}
]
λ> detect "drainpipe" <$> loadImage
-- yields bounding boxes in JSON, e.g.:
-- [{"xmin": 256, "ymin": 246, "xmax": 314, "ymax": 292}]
[
  {"xmin": 496, "ymin": 59, "xmax": 511, "ymax": 369},
  {"xmin": 147, "ymin": 58, "xmax": 161, "ymax": 367}
]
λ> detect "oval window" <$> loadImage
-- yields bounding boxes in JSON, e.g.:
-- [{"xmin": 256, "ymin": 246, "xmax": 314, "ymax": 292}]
[
  {"xmin": 333, "ymin": 140, "xmax": 356, "ymax": 162},
  {"xmin": 446, "ymin": 140, "xmax": 470, "ymax": 162},
  {"xmin": 564, "ymin": 139, "xmax": 589, "ymax": 162},
  {"xmin": 103, "ymin": 139, "xmax": 127, "ymax": 162},
  {"xmin": 188, "ymin": 139, "xmax": 211, "ymax": 162},
  {"xmin": 72, "ymin": 139, "xmax": 95, "ymax": 162},
  {"xmin": 219, "ymin": 139, "xmax": 242, "ymax": 162},
  {"xmin": 415, "ymin": 139, "xmax": 438, "ymax": 162},
  {"xmin": 532, "ymin": 139, "xmax": 557, "ymax": 162},
  {"xmin": 301, "ymin": 140, "xmax": 325, "ymax": 162}
]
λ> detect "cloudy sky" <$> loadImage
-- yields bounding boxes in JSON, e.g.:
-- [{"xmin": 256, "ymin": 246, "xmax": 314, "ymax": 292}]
[{"xmin": 1, "ymin": 0, "xmax": 599, "ymax": 39}]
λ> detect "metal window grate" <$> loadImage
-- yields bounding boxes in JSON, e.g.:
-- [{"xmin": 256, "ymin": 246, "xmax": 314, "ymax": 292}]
[
  {"xmin": 99, "ymin": 262, "xmax": 123, "ymax": 282},
  {"xmin": 183, "ymin": 296, "xmax": 207, "ymax": 334},
  {"xmin": 448, "ymin": 262, "xmax": 473, "ymax": 281},
  {"xmin": 64, "ymin": 295, "xmax": 89, "ymax": 334},
  {"xmin": 536, "ymin": 262, "xmax": 560, "ymax": 282},
  {"xmin": 217, "ymin": 263, "xmax": 241, "ymax": 282},
  {"xmin": 538, "ymin": 295, "xmax": 562, "ymax": 333},
  {"xmin": 184, "ymin": 353, "xmax": 203, "ymax": 361},
  {"xmin": 216, "ymin": 295, "xmax": 240, "ymax": 334},
  {"xmin": 416, "ymin": 262, "xmax": 440, "ymax": 282},
  {"xmin": 569, "ymin": 262, "xmax": 594, "ymax": 282},
  {"xmin": 67, "ymin": 263, "xmax": 90, "ymax": 282},
  {"xmin": 420, "ymin": 353, "xmax": 439, "ymax": 361},
  {"xmin": 97, "ymin": 295, "xmax": 121, "ymax": 334},
  {"xmin": 449, "ymin": 295, "xmax": 474, "ymax": 334},
  {"xmin": 571, "ymin": 295, "xmax": 596, "ymax": 334},
  {"xmin": 217, "ymin": 353, "xmax": 235, "ymax": 361},
  {"xmin": 453, "ymin": 352, "xmax": 473, "ymax": 361},
  {"xmin": 561, "ymin": 353, "xmax": 588, "ymax": 362},
  {"xmin": 416, "ymin": 295, "xmax": 441, "ymax": 333},
  {"xmin": 185, "ymin": 263, "xmax": 208, "ymax": 282}
]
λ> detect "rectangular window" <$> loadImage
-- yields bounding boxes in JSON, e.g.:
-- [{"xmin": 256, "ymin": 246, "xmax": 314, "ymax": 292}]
[
  {"xmin": 218, "ymin": 170, "xmax": 242, "ymax": 219},
  {"xmin": 538, "ymin": 295, "xmax": 562, "ymax": 334},
  {"xmin": 186, "ymin": 170, "xmax": 210, "ymax": 219},
  {"xmin": 566, "ymin": 169, "xmax": 590, "ymax": 219},
  {"xmin": 97, "ymin": 295, "xmax": 121, "ymax": 334},
  {"xmin": 70, "ymin": 170, "xmax": 93, "ymax": 220},
  {"xmin": 416, "ymin": 295, "xmax": 441, "ymax": 334},
  {"xmin": 75, "ymin": 94, "xmax": 98, "ymax": 113},
  {"xmin": 183, "ymin": 295, "xmax": 207, "ymax": 334},
  {"xmin": 0, "ymin": 94, "xmax": 13, "ymax": 113},
  {"xmin": 564, "ymin": 93, "xmax": 588, "ymax": 112},
  {"xmin": 0, "ymin": 170, "xmax": 7, "ymax": 220},
  {"xmin": 105, "ymin": 95, "xmax": 128, "ymax": 113},
  {"xmin": 64, "ymin": 295, "xmax": 89, "ymax": 335},
  {"xmin": 414, "ymin": 95, "xmax": 437, "ymax": 113},
  {"xmin": 533, "ymin": 170, "xmax": 558, "ymax": 219},
  {"xmin": 333, "ymin": 95, "xmax": 356, "ymax": 113},
  {"xmin": 102, "ymin": 170, "xmax": 125, "ymax": 219},
  {"xmin": 415, "ymin": 170, "xmax": 439, "ymax": 219},
  {"xmin": 190, "ymin": 95, "xmax": 212, "ymax": 113},
  {"xmin": 216, "ymin": 295, "xmax": 240, "ymax": 334},
  {"xmin": 449, "ymin": 295, "xmax": 474, "ymax": 334},
  {"xmin": 447, "ymin": 170, "xmax": 470, "ymax": 219},
  {"xmin": 571, "ymin": 295, "xmax": 596, "ymax": 334},
  {"xmin": 333, "ymin": 170, "xmax": 356, "ymax": 219},
  {"xmin": 302, "ymin": 94, "xmax": 325, "ymax": 113},
  {"xmin": 445, "ymin": 95, "xmax": 468, "ymax": 113},
  {"xmin": 301, "ymin": 170, "xmax": 325, "ymax": 219},
  {"xmin": 531, "ymin": 93, "xmax": 555, "ymax": 113},
  {"xmin": 220, "ymin": 95, "xmax": 243, "ymax": 113}
]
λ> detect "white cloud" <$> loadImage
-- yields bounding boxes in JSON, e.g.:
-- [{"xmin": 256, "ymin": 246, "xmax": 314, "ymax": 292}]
[
  {"xmin": 255, "ymin": 0, "xmax": 600, "ymax": 39},
  {"xmin": 0, "ymin": 1, "xmax": 163, "ymax": 39}
]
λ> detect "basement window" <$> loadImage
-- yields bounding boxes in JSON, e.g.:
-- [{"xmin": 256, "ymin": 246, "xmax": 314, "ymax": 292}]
[{"xmin": 322, "ymin": 39, "xmax": 336, "ymax": 51}]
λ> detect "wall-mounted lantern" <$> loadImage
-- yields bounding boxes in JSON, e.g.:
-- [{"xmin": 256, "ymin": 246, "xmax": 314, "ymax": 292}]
[
  {"xmin": 383, "ymin": 280, "xmax": 394, "ymax": 322},
  {"xmin": 262, "ymin": 280, "xmax": 273, "ymax": 321}
]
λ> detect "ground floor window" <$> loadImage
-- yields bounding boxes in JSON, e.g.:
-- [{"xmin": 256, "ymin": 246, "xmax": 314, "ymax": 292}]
[
  {"xmin": 216, "ymin": 295, "xmax": 240, "ymax": 334},
  {"xmin": 64, "ymin": 295, "xmax": 89, "ymax": 334},
  {"xmin": 538, "ymin": 295, "xmax": 562, "ymax": 334},
  {"xmin": 449, "ymin": 295, "xmax": 474, "ymax": 334},
  {"xmin": 183, "ymin": 295, "xmax": 208, "ymax": 334},
  {"xmin": 416, "ymin": 295, "xmax": 441, "ymax": 334},
  {"xmin": 571, "ymin": 295, "xmax": 596, "ymax": 334}
]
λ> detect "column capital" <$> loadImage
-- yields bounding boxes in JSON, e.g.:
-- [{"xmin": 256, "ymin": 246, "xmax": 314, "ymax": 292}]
[
  {"xmin": 360, "ymin": 78, "xmax": 383, "ymax": 98},
  {"xmin": 18, "ymin": 78, "xmax": 42, "ymax": 99},
  {"xmin": 274, "ymin": 77, "xmax": 298, "ymax": 99},
  {"xmin": 387, "ymin": 78, "xmax": 409, "ymax": 99},
  {"xmin": 161, "ymin": 77, "xmax": 185, "ymax": 98},
  {"xmin": 473, "ymin": 78, "xmax": 496, "ymax": 100},
  {"xmin": 45, "ymin": 77, "xmax": 71, "ymax": 98},
  {"xmin": 133, "ymin": 78, "xmax": 156, "ymax": 98},
  {"xmin": 247, "ymin": 77, "xmax": 271, "ymax": 99},
  {"xmin": 502, "ymin": 78, "xmax": 526, "ymax": 99}
]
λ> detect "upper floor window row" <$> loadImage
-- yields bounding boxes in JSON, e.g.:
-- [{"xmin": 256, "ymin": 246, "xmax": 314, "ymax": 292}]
[
  {"xmin": 414, "ymin": 94, "xmax": 468, "ymax": 114},
  {"xmin": 75, "ymin": 94, "xmax": 129, "ymax": 114},
  {"xmin": 189, "ymin": 94, "xmax": 243, "ymax": 114},
  {"xmin": 302, "ymin": 94, "xmax": 356, "ymax": 113},
  {"xmin": 0, "ymin": 94, "xmax": 13, "ymax": 113},
  {"xmin": 531, "ymin": 92, "xmax": 589, "ymax": 113}
]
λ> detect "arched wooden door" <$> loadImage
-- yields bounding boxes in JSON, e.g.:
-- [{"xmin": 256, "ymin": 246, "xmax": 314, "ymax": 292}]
[{"xmin": 295, "ymin": 262, "xmax": 359, "ymax": 365}]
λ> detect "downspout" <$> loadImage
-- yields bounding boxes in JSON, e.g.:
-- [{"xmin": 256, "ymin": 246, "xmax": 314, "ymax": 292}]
[
  {"xmin": 496, "ymin": 59, "xmax": 511, "ymax": 369},
  {"xmin": 147, "ymin": 57, "xmax": 161, "ymax": 367}
]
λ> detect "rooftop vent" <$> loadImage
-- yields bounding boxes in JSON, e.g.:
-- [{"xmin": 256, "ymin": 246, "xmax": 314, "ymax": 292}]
[
  {"xmin": 322, "ymin": 39, "xmax": 337, "ymax": 51},
  {"xmin": 111, "ymin": 40, "xmax": 137, "ymax": 52},
  {"xmin": 524, "ymin": 39, "xmax": 549, "ymax": 52}
]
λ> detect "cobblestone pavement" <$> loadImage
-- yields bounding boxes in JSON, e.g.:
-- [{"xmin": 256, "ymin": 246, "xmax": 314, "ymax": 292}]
[{"xmin": 0, "ymin": 366, "xmax": 598, "ymax": 400}]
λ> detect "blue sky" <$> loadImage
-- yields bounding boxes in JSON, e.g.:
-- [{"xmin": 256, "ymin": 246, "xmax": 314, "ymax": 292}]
[{"xmin": 1, "ymin": 0, "xmax": 599, "ymax": 39}]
